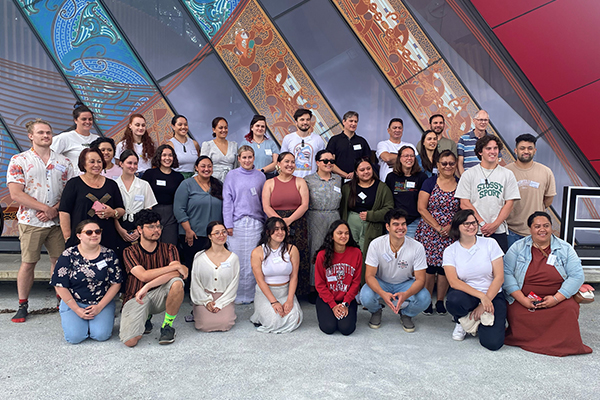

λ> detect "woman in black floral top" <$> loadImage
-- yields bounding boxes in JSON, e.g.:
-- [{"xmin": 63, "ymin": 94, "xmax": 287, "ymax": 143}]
[{"xmin": 51, "ymin": 220, "xmax": 122, "ymax": 344}]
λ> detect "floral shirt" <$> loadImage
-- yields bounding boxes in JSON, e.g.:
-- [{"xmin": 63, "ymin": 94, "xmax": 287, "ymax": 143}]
[
  {"xmin": 50, "ymin": 246, "xmax": 122, "ymax": 305},
  {"xmin": 7, "ymin": 148, "xmax": 74, "ymax": 227}
]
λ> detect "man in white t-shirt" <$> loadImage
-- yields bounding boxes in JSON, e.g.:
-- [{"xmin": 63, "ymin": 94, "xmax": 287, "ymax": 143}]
[
  {"xmin": 376, "ymin": 118, "xmax": 417, "ymax": 182},
  {"xmin": 455, "ymin": 136, "xmax": 520, "ymax": 252},
  {"xmin": 280, "ymin": 109, "xmax": 326, "ymax": 178},
  {"xmin": 360, "ymin": 209, "xmax": 431, "ymax": 332}
]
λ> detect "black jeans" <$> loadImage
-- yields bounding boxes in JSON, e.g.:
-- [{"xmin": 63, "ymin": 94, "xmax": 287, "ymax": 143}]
[{"xmin": 315, "ymin": 297, "xmax": 358, "ymax": 336}]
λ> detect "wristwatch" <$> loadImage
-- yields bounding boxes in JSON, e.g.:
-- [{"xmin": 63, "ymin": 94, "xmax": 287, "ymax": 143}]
[
  {"xmin": 341, "ymin": 302, "xmax": 349, "ymax": 308},
  {"xmin": 479, "ymin": 221, "xmax": 485, "ymax": 227},
  {"xmin": 114, "ymin": 209, "xmax": 119, "ymax": 219}
]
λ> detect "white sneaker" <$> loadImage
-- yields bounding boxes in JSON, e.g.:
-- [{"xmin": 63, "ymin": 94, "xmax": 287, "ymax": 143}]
[{"xmin": 452, "ymin": 322, "xmax": 466, "ymax": 341}]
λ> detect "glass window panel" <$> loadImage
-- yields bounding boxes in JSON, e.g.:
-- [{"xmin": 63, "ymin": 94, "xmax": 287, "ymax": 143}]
[
  {"xmin": 575, "ymin": 197, "xmax": 600, "ymax": 220},
  {"xmin": 573, "ymin": 228, "xmax": 600, "ymax": 247},
  {"xmin": 261, "ymin": 0, "xmax": 306, "ymax": 18}
]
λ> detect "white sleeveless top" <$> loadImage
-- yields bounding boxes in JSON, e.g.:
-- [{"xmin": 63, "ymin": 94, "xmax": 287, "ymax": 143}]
[
  {"xmin": 262, "ymin": 244, "xmax": 293, "ymax": 285},
  {"xmin": 170, "ymin": 136, "xmax": 198, "ymax": 173}
]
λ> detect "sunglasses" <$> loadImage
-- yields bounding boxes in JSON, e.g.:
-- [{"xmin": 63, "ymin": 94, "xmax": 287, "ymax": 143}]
[
  {"xmin": 319, "ymin": 159, "xmax": 335, "ymax": 164},
  {"xmin": 440, "ymin": 161, "xmax": 456, "ymax": 167},
  {"xmin": 82, "ymin": 229, "xmax": 102, "ymax": 236}
]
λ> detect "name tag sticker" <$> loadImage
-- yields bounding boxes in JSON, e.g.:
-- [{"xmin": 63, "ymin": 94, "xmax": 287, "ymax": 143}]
[
  {"xmin": 529, "ymin": 181, "xmax": 540, "ymax": 189},
  {"xmin": 265, "ymin": 149, "xmax": 273, "ymax": 156},
  {"xmin": 432, "ymin": 168, "xmax": 438, "ymax": 174},
  {"xmin": 547, "ymin": 254, "xmax": 557, "ymax": 266},
  {"xmin": 383, "ymin": 253, "xmax": 393, "ymax": 263},
  {"xmin": 327, "ymin": 275, "xmax": 337, "ymax": 282},
  {"xmin": 220, "ymin": 261, "xmax": 231, "ymax": 268},
  {"xmin": 156, "ymin": 180, "xmax": 167, "ymax": 186},
  {"xmin": 353, "ymin": 144, "xmax": 362, "ymax": 151},
  {"xmin": 480, "ymin": 178, "xmax": 486, "ymax": 184},
  {"xmin": 250, "ymin": 187, "xmax": 257, "ymax": 196},
  {"xmin": 358, "ymin": 192, "xmax": 367, "ymax": 200},
  {"xmin": 55, "ymin": 164, "xmax": 66, "ymax": 173},
  {"xmin": 406, "ymin": 181, "xmax": 415, "ymax": 189},
  {"xmin": 134, "ymin": 195, "xmax": 145, "ymax": 202},
  {"xmin": 334, "ymin": 186, "xmax": 341, "ymax": 193},
  {"xmin": 96, "ymin": 260, "xmax": 107, "ymax": 270}
]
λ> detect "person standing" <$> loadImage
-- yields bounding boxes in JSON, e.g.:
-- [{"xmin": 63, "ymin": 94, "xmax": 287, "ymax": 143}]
[
  {"xmin": 416, "ymin": 114, "xmax": 457, "ymax": 157},
  {"xmin": 90, "ymin": 137, "xmax": 122, "ymax": 180},
  {"xmin": 169, "ymin": 115, "xmax": 199, "ymax": 179},
  {"xmin": 457, "ymin": 110, "xmax": 492, "ymax": 175},
  {"xmin": 505, "ymin": 134, "xmax": 556, "ymax": 247},
  {"xmin": 115, "ymin": 114, "xmax": 156, "ymax": 175},
  {"xmin": 376, "ymin": 118, "xmax": 417, "ymax": 182},
  {"xmin": 280, "ymin": 109, "xmax": 326, "ymax": 178},
  {"xmin": 326, "ymin": 111, "xmax": 372, "ymax": 180},
  {"xmin": 201, "ymin": 117, "xmax": 238, "ymax": 182},
  {"xmin": 243, "ymin": 115, "xmax": 279, "ymax": 177},
  {"xmin": 8, "ymin": 119, "xmax": 74, "ymax": 322}
]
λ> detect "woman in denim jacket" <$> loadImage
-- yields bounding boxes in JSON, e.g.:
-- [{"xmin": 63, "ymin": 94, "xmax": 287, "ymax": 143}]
[{"xmin": 503, "ymin": 211, "xmax": 591, "ymax": 356}]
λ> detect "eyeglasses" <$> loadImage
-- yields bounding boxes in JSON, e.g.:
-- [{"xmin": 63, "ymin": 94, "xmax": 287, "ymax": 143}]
[
  {"xmin": 82, "ymin": 229, "xmax": 102, "ymax": 236},
  {"xmin": 462, "ymin": 221, "xmax": 478, "ymax": 228},
  {"xmin": 475, "ymin": 118, "xmax": 489, "ymax": 123},
  {"xmin": 144, "ymin": 224, "xmax": 163, "ymax": 230},
  {"xmin": 319, "ymin": 159, "xmax": 335, "ymax": 164},
  {"xmin": 440, "ymin": 161, "xmax": 456, "ymax": 167}
]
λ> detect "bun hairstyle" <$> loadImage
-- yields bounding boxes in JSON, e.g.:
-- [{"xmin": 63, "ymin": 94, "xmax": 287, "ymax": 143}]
[
  {"xmin": 63, "ymin": 101, "xmax": 94, "ymax": 132},
  {"xmin": 211, "ymin": 117, "xmax": 228, "ymax": 138}
]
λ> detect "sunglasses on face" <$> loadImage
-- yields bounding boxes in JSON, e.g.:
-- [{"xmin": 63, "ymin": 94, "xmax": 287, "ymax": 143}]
[
  {"xmin": 440, "ymin": 161, "xmax": 456, "ymax": 167},
  {"xmin": 82, "ymin": 229, "xmax": 102, "ymax": 236},
  {"xmin": 319, "ymin": 159, "xmax": 335, "ymax": 164}
]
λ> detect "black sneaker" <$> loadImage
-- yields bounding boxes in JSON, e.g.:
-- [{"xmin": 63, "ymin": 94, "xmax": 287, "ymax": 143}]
[
  {"xmin": 400, "ymin": 314, "xmax": 415, "ymax": 333},
  {"xmin": 144, "ymin": 318, "xmax": 153, "ymax": 334},
  {"xmin": 422, "ymin": 303, "xmax": 433, "ymax": 316},
  {"xmin": 368, "ymin": 308, "xmax": 383, "ymax": 329},
  {"xmin": 12, "ymin": 302, "xmax": 28, "ymax": 323},
  {"xmin": 436, "ymin": 300, "xmax": 447, "ymax": 315},
  {"xmin": 159, "ymin": 325, "xmax": 175, "ymax": 345}
]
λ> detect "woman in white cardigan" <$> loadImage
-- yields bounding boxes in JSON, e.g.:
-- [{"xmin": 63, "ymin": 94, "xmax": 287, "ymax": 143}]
[{"xmin": 191, "ymin": 221, "xmax": 240, "ymax": 332}]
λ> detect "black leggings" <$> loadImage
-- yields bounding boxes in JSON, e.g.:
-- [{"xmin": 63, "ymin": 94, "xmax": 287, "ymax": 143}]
[{"xmin": 315, "ymin": 297, "xmax": 358, "ymax": 336}]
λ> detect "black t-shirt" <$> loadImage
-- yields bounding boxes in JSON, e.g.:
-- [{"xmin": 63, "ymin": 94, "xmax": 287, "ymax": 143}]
[
  {"xmin": 385, "ymin": 171, "xmax": 427, "ymax": 224},
  {"xmin": 326, "ymin": 132, "xmax": 371, "ymax": 175},
  {"xmin": 351, "ymin": 182, "xmax": 378, "ymax": 213},
  {"xmin": 59, "ymin": 176, "xmax": 125, "ymax": 250},
  {"xmin": 141, "ymin": 168, "xmax": 184, "ymax": 205}
]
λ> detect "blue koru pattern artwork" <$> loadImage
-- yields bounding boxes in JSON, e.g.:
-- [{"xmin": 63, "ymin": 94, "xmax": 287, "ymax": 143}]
[
  {"xmin": 16, "ymin": 0, "xmax": 161, "ymax": 133},
  {"xmin": 182, "ymin": 0, "xmax": 242, "ymax": 39}
]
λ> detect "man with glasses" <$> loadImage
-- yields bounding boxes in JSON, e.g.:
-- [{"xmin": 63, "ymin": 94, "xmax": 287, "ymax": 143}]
[
  {"xmin": 280, "ymin": 108, "xmax": 326, "ymax": 178},
  {"xmin": 376, "ymin": 118, "xmax": 417, "ymax": 182},
  {"xmin": 7, "ymin": 119, "xmax": 74, "ymax": 323},
  {"xmin": 120, "ymin": 209, "xmax": 188, "ymax": 346},
  {"xmin": 457, "ymin": 110, "xmax": 492, "ymax": 176}
]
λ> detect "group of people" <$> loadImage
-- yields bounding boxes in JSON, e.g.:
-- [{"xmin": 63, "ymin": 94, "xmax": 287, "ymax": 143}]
[{"xmin": 7, "ymin": 104, "xmax": 593, "ymax": 357}]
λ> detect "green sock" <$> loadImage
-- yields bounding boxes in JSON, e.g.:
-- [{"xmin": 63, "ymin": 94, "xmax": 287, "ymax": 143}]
[
  {"xmin": 147, "ymin": 314, "xmax": 152, "ymax": 321},
  {"xmin": 162, "ymin": 313, "xmax": 176, "ymax": 328}
]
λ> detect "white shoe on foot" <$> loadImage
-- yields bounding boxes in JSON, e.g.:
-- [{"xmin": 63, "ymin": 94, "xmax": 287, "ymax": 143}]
[{"xmin": 452, "ymin": 322, "xmax": 466, "ymax": 341}]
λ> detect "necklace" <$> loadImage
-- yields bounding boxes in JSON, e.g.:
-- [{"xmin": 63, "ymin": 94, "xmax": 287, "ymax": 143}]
[
  {"xmin": 195, "ymin": 176, "xmax": 210, "ymax": 192},
  {"xmin": 389, "ymin": 238, "xmax": 404, "ymax": 257},
  {"xmin": 480, "ymin": 165, "xmax": 497, "ymax": 185}
]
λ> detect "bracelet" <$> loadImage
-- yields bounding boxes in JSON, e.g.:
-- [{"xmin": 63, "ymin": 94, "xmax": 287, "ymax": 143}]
[
  {"xmin": 114, "ymin": 209, "xmax": 119, "ymax": 219},
  {"xmin": 553, "ymin": 295, "xmax": 559, "ymax": 303},
  {"xmin": 66, "ymin": 298, "xmax": 73, "ymax": 305},
  {"xmin": 270, "ymin": 301, "xmax": 280, "ymax": 305}
]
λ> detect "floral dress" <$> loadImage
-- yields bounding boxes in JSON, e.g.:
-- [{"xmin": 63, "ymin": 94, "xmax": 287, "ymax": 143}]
[{"xmin": 414, "ymin": 179, "xmax": 460, "ymax": 267}]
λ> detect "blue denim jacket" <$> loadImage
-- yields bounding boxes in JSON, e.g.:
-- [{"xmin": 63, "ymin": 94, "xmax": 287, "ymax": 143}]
[{"xmin": 503, "ymin": 235, "xmax": 584, "ymax": 304}]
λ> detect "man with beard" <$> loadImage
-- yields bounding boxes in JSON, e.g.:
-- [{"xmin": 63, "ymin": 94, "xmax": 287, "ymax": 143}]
[
  {"xmin": 505, "ymin": 134, "xmax": 556, "ymax": 247},
  {"xmin": 417, "ymin": 114, "xmax": 457, "ymax": 157},
  {"xmin": 280, "ymin": 108, "xmax": 326, "ymax": 178}
]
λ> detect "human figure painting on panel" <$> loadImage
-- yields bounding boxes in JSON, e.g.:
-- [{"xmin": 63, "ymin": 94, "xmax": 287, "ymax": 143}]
[
  {"xmin": 326, "ymin": 111, "xmax": 372, "ymax": 180},
  {"xmin": 454, "ymin": 135, "xmax": 520, "ymax": 253},
  {"xmin": 280, "ymin": 109, "xmax": 326, "ymax": 178},
  {"xmin": 115, "ymin": 114, "xmax": 156, "ymax": 175},
  {"xmin": 416, "ymin": 114, "xmax": 457, "ymax": 158},
  {"xmin": 457, "ymin": 110, "xmax": 492, "ymax": 176},
  {"xmin": 120, "ymin": 210, "xmax": 188, "ymax": 346},
  {"xmin": 223, "ymin": 146, "xmax": 266, "ymax": 304},
  {"xmin": 8, "ymin": 119, "xmax": 75, "ymax": 322},
  {"xmin": 244, "ymin": 115, "xmax": 279, "ymax": 178},
  {"xmin": 51, "ymin": 102, "xmax": 99, "ymax": 174},
  {"xmin": 377, "ymin": 118, "xmax": 417, "ymax": 183},
  {"xmin": 505, "ymin": 134, "xmax": 556, "ymax": 248},
  {"xmin": 169, "ymin": 115, "xmax": 200, "ymax": 179},
  {"xmin": 91, "ymin": 137, "xmax": 122, "ymax": 180},
  {"xmin": 201, "ymin": 117, "xmax": 238, "ymax": 182},
  {"xmin": 360, "ymin": 209, "xmax": 431, "ymax": 332}
]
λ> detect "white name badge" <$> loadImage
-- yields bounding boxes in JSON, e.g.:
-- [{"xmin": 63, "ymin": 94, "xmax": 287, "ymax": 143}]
[
  {"xmin": 327, "ymin": 275, "xmax": 337, "ymax": 282},
  {"xmin": 382, "ymin": 253, "xmax": 393, "ymax": 262},
  {"xmin": 333, "ymin": 186, "xmax": 341, "ymax": 194},
  {"xmin": 358, "ymin": 192, "xmax": 367, "ymax": 200},
  {"xmin": 134, "ymin": 195, "xmax": 145, "ymax": 202},
  {"xmin": 55, "ymin": 164, "xmax": 66, "ymax": 173},
  {"xmin": 220, "ymin": 261, "xmax": 231, "ymax": 268},
  {"xmin": 547, "ymin": 254, "xmax": 557, "ymax": 266},
  {"xmin": 406, "ymin": 181, "xmax": 415, "ymax": 189},
  {"xmin": 156, "ymin": 180, "xmax": 167, "ymax": 187},
  {"xmin": 96, "ymin": 260, "xmax": 108, "ymax": 270},
  {"xmin": 353, "ymin": 144, "xmax": 362, "ymax": 151},
  {"xmin": 265, "ymin": 149, "xmax": 273, "ymax": 156},
  {"xmin": 480, "ymin": 178, "xmax": 487, "ymax": 184},
  {"xmin": 432, "ymin": 168, "xmax": 438, "ymax": 175},
  {"xmin": 529, "ymin": 181, "xmax": 540, "ymax": 189},
  {"xmin": 250, "ymin": 187, "xmax": 257, "ymax": 196}
]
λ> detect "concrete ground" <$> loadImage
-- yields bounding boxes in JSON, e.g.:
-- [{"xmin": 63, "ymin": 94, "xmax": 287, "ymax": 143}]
[{"xmin": 1, "ymin": 279, "xmax": 599, "ymax": 400}]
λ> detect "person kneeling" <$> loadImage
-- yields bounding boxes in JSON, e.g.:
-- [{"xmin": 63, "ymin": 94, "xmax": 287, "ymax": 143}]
[
  {"xmin": 119, "ymin": 210, "xmax": 188, "ymax": 346},
  {"xmin": 360, "ymin": 209, "xmax": 431, "ymax": 332},
  {"xmin": 51, "ymin": 220, "xmax": 122, "ymax": 344},
  {"xmin": 191, "ymin": 222, "xmax": 239, "ymax": 332},
  {"xmin": 314, "ymin": 220, "xmax": 362, "ymax": 335}
]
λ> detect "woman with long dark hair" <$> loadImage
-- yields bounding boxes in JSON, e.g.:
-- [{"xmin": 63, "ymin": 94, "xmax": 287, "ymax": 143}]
[
  {"xmin": 244, "ymin": 114, "xmax": 278, "ymax": 177},
  {"xmin": 313, "ymin": 220, "xmax": 362, "ymax": 335},
  {"xmin": 201, "ymin": 117, "xmax": 238, "ymax": 182},
  {"xmin": 250, "ymin": 217, "xmax": 303, "ymax": 333},
  {"xmin": 168, "ymin": 114, "xmax": 199, "ymax": 179},
  {"xmin": 116, "ymin": 114, "xmax": 156, "ymax": 174},
  {"xmin": 417, "ymin": 130, "xmax": 440, "ymax": 177}
]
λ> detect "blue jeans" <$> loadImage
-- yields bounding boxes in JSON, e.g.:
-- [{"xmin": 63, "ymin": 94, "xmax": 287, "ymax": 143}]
[
  {"xmin": 360, "ymin": 277, "xmax": 431, "ymax": 317},
  {"xmin": 406, "ymin": 218, "xmax": 420, "ymax": 239},
  {"xmin": 507, "ymin": 230, "xmax": 524, "ymax": 249},
  {"xmin": 59, "ymin": 300, "xmax": 116, "ymax": 344}
]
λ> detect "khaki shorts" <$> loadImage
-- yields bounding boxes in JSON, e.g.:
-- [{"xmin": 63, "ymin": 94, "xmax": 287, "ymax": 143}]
[
  {"xmin": 18, "ymin": 224, "xmax": 65, "ymax": 263},
  {"xmin": 119, "ymin": 277, "xmax": 184, "ymax": 342}
]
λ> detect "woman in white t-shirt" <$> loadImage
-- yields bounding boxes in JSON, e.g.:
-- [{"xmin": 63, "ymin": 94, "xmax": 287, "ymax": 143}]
[
  {"xmin": 115, "ymin": 114, "xmax": 156, "ymax": 174},
  {"xmin": 442, "ymin": 209, "xmax": 506, "ymax": 350},
  {"xmin": 169, "ymin": 115, "xmax": 199, "ymax": 179}
]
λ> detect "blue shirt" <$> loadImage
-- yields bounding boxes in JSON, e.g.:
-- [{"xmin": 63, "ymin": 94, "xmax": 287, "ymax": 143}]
[
  {"xmin": 457, "ymin": 130, "xmax": 492, "ymax": 171},
  {"xmin": 246, "ymin": 137, "xmax": 279, "ymax": 170},
  {"xmin": 173, "ymin": 178, "xmax": 223, "ymax": 236}
]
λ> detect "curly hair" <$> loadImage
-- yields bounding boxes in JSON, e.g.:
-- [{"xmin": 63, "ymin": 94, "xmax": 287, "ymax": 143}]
[
  {"xmin": 121, "ymin": 114, "xmax": 156, "ymax": 162},
  {"xmin": 312, "ymin": 220, "xmax": 359, "ymax": 270},
  {"xmin": 151, "ymin": 144, "xmax": 180, "ymax": 169},
  {"xmin": 257, "ymin": 217, "xmax": 291, "ymax": 262}
]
